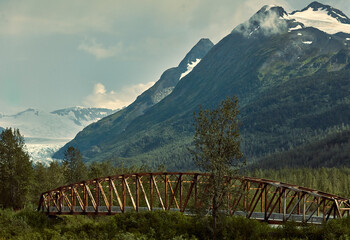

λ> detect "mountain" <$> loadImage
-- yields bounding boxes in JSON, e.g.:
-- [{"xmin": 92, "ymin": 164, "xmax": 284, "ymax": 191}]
[
  {"xmin": 291, "ymin": 2, "xmax": 350, "ymax": 25},
  {"xmin": 0, "ymin": 126, "xmax": 4, "ymax": 132},
  {"xmin": 55, "ymin": 2, "xmax": 350, "ymax": 170},
  {"xmin": 54, "ymin": 38, "xmax": 214, "ymax": 160},
  {"xmin": 51, "ymin": 107, "xmax": 116, "ymax": 126},
  {"xmin": 0, "ymin": 107, "xmax": 116, "ymax": 164}
]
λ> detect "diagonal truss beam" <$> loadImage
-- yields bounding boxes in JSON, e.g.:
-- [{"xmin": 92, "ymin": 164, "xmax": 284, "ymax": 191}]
[{"xmin": 37, "ymin": 172, "xmax": 350, "ymax": 224}]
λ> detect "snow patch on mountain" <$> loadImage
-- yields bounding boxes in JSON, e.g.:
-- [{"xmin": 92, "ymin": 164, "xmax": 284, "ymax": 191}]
[
  {"xmin": 232, "ymin": 5, "xmax": 289, "ymax": 37},
  {"xmin": 234, "ymin": 2, "xmax": 350, "ymax": 38},
  {"xmin": 288, "ymin": 7, "xmax": 350, "ymax": 34},
  {"xmin": 180, "ymin": 58, "xmax": 201, "ymax": 80},
  {"xmin": 289, "ymin": 25, "xmax": 303, "ymax": 32}
]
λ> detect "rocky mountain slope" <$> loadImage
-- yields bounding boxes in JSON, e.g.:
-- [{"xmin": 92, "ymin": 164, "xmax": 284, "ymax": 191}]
[
  {"xmin": 54, "ymin": 38, "xmax": 214, "ymax": 160},
  {"xmin": 55, "ymin": 2, "xmax": 350, "ymax": 170}
]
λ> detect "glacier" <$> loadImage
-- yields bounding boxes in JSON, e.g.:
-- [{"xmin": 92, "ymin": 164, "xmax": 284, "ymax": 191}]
[{"xmin": 0, "ymin": 107, "xmax": 116, "ymax": 164}]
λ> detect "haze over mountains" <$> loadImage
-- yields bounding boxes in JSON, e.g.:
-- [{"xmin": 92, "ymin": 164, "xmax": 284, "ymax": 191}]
[
  {"xmin": 50, "ymin": 2, "xmax": 349, "ymax": 170},
  {"xmin": 0, "ymin": 107, "xmax": 116, "ymax": 163},
  {"xmin": 54, "ymin": 38, "xmax": 214, "ymax": 162}
]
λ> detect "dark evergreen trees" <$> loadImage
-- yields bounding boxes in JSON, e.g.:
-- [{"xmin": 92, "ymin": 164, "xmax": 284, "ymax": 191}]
[
  {"xmin": 62, "ymin": 146, "xmax": 87, "ymax": 184},
  {"xmin": 0, "ymin": 128, "xmax": 33, "ymax": 209},
  {"xmin": 47, "ymin": 161, "xmax": 65, "ymax": 190}
]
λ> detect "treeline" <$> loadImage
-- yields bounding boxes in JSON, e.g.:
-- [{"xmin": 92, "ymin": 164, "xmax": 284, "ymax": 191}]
[
  {"xmin": 31, "ymin": 157, "xmax": 156, "ymax": 205},
  {"xmin": 0, "ymin": 128, "xmax": 162, "ymax": 209},
  {"xmin": 249, "ymin": 129, "xmax": 350, "ymax": 169},
  {"xmin": 240, "ymin": 67, "xmax": 350, "ymax": 159},
  {"xmin": 2, "ymin": 127, "xmax": 350, "ymax": 210},
  {"xmin": 249, "ymin": 167, "xmax": 350, "ymax": 198}
]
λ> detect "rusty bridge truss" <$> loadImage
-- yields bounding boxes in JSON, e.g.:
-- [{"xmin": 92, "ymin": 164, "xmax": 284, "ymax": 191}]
[{"xmin": 38, "ymin": 172, "xmax": 350, "ymax": 224}]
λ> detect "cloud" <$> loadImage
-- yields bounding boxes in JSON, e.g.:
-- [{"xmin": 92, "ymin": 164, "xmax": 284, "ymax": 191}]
[
  {"xmin": 234, "ymin": 6, "xmax": 288, "ymax": 37},
  {"xmin": 83, "ymin": 82, "xmax": 155, "ymax": 109},
  {"xmin": 0, "ymin": 0, "xmax": 291, "ymax": 39},
  {"xmin": 0, "ymin": 0, "xmax": 116, "ymax": 35},
  {"xmin": 78, "ymin": 39, "xmax": 122, "ymax": 60},
  {"xmin": 1, "ymin": 0, "xmax": 349, "ymax": 114}
]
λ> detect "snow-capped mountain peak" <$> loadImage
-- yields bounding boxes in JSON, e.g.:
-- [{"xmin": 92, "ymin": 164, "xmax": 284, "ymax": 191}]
[
  {"xmin": 13, "ymin": 108, "xmax": 40, "ymax": 117},
  {"xmin": 178, "ymin": 38, "xmax": 213, "ymax": 69},
  {"xmin": 233, "ymin": 2, "xmax": 350, "ymax": 37},
  {"xmin": 0, "ymin": 107, "xmax": 117, "ymax": 164},
  {"xmin": 149, "ymin": 38, "xmax": 213, "ymax": 103},
  {"xmin": 292, "ymin": 2, "xmax": 350, "ymax": 24},
  {"xmin": 232, "ymin": 5, "xmax": 289, "ymax": 37},
  {"xmin": 51, "ymin": 107, "xmax": 117, "ymax": 126},
  {"xmin": 287, "ymin": 2, "xmax": 350, "ymax": 35}
]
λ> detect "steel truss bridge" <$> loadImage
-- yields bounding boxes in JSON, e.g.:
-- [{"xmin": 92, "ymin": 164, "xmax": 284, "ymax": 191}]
[{"xmin": 38, "ymin": 172, "xmax": 350, "ymax": 224}]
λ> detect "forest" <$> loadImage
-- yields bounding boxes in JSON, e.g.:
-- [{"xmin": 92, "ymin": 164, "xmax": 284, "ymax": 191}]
[{"xmin": 2, "ymin": 127, "xmax": 350, "ymax": 239}]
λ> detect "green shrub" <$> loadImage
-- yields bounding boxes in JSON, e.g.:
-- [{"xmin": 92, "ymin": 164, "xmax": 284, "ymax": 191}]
[{"xmin": 1, "ymin": 208, "xmax": 350, "ymax": 239}]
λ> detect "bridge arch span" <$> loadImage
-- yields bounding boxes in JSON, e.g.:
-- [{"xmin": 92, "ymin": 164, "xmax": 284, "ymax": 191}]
[{"xmin": 38, "ymin": 172, "xmax": 350, "ymax": 224}]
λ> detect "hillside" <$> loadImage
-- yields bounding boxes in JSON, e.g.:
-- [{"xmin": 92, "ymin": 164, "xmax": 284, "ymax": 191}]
[
  {"xmin": 54, "ymin": 38, "xmax": 214, "ymax": 163},
  {"xmin": 249, "ymin": 129, "xmax": 350, "ymax": 169},
  {"xmin": 55, "ymin": 2, "xmax": 350, "ymax": 170}
]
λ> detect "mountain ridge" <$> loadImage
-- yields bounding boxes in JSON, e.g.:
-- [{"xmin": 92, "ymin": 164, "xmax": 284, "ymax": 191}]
[
  {"xmin": 54, "ymin": 2, "xmax": 350, "ymax": 170},
  {"xmin": 0, "ymin": 106, "xmax": 116, "ymax": 164},
  {"xmin": 54, "ymin": 38, "xmax": 214, "ymax": 159},
  {"xmin": 292, "ymin": 1, "xmax": 350, "ymax": 24}
]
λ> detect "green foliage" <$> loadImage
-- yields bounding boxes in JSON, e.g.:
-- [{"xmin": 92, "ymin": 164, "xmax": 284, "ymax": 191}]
[
  {"xmin": 249, "ymin": 167, "xmax": 350, "ymax": 198},
  {"xmin": 250, "ymin": 129, "xmax": 350, "ymax": 169},
  {"xmin": 30, "ymin": 161, "xmax": 66, "ymax": 204},
  {"xmin": 63, "ymin": 146, "xmax": 88, "ymax": 184},
  {"xmin": 113, "ymin": 211, "xmax": 195, "ymax": 239},
  {"xmin": 88, "ymin": 160, "xmax": 116, "ymax": 179},
  {"xmin": 2, "ymin": 207, "xmax": 350, "ymax": 239},
  {"xmin": 0, "ymin": 128, "xmax": 33, "ymax": 209},
  {"xmin": 46, "ymin": 161, "xmax": 66, "ymax": 190},
  {"xmin": 190, "ymin": 96, "xmax": 245, "ymax": 239},
  {"xmin": 51, "ymin": 30, "xmax": 350, "ymax": 172},
  {"xmin": 191, "ymin": 96, "xmax": 244, "ymax": 173}
]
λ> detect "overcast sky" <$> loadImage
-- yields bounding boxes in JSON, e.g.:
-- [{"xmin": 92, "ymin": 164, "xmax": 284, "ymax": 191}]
[{"xmin": 1, "ymin": 0, "xmax": 349, "ymax": 114}]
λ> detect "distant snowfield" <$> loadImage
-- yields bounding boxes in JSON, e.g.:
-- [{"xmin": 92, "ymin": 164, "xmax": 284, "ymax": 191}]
[
  {"xmin": 288, "ymin": 8, "xmax": 350, "ymax": 34},
  {"xmin": 0, "ymin": 110, "xmax": 83, "ymax": 139},
  {"xmin": 0, "ymin": 107, "xmax": 115, "ymax": 164}
]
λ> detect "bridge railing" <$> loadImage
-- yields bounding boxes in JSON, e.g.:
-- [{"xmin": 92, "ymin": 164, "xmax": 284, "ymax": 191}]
[{"xmin": 38, "ymin": 172, "xmax": 350, "ymax": 224}]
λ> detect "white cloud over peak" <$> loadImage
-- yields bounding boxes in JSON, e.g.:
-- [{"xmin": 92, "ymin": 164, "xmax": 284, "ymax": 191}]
[
  {"xmin": 78, "ymin": 39, "xmax": 122, "ymax": 60},
  {"xmin": 83, "ymin": 82, "xmax": 154, "ymax": 109},
  {"xmin": 1, "ymin": 0, "xmax": 349, "ymax": 113}
]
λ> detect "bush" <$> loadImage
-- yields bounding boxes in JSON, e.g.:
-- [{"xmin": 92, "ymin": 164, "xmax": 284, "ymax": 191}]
[{"xmin": 1, "ymin": 208, "xmax": 350, "ymax": 239}]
